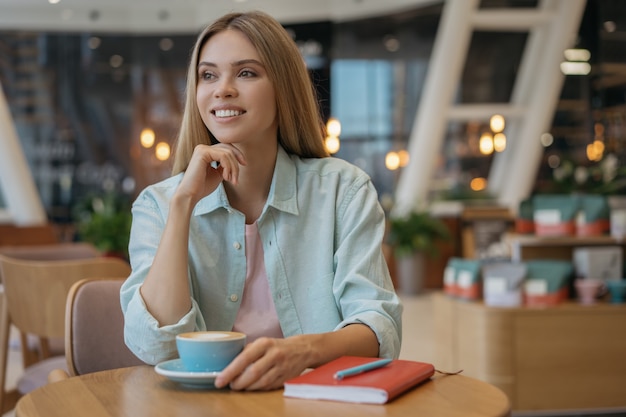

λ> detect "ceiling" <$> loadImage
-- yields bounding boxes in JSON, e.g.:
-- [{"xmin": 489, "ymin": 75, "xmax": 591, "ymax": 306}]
[{"xmin": 0, "ymin": 0, "xmax": 441, "ymax": 33}]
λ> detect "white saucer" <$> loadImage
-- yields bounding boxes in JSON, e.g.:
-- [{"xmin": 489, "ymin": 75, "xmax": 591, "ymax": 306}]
[{"xmin": 155, "ymin": 358, "xmax": 221, "ymax": 389}]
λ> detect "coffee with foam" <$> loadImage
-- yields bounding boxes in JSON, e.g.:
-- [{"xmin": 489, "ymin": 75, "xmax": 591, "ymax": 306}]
[{"xmin": 178, "ymin": 331, "xmax": 245, "ymax": 341}]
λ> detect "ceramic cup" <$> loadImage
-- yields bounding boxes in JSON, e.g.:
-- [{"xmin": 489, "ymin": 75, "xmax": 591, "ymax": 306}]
[
  {"xmin": 606, "ymin": 280, "xmax": 626, "ymax": 304},
  {"xmin": 574, "ymin": 278, "xmax": 605, "ymax": 305},
  {"xmin": 176, "ymin": 331, "xmax": 246, "ymax": 372}
]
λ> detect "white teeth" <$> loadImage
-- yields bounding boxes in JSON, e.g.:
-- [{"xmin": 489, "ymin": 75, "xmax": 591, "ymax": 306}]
[{"xmin": 215, "ymin": 109, "xmax": 242, "ymax": 118}]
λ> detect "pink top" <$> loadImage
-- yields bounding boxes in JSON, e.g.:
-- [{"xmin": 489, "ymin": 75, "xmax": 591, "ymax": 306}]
[{"xmin": 232, "ymin": 222, "xmax": 284, "ymax": 343}]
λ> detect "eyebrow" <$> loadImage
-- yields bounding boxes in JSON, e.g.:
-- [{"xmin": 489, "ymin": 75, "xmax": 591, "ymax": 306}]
[{"xmin": 197, "ymin": 59, "xmax": 264, "ymax": 69}]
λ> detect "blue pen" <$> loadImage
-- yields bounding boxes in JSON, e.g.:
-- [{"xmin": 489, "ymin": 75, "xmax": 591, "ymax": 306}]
[{"xmin": 333, "ymin": 358, "xmax": 392, "ymax": 381}]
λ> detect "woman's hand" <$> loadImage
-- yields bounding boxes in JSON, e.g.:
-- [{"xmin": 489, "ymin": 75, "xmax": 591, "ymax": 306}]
[
  {"xmin": 175, "ymin": 143, "xmax": 246, "ymax": 205},
  {"xmin": 214, "ymin": 325, "xmax": 379, "ymax": 391},
  {"xmin": 214, "ymin": 336, "xmax": 313, "ymax": 391}
]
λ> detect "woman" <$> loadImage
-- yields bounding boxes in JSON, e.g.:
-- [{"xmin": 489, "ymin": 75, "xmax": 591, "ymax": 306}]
[{"xmin": 120, "ymin": 10, "xmax": 402, "ymax": 391}]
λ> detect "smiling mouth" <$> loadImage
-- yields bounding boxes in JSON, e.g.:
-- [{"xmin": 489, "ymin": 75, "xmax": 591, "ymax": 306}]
[{"xmin": 214, "ymin": 109, "xmax": 245, "ymax": 118}]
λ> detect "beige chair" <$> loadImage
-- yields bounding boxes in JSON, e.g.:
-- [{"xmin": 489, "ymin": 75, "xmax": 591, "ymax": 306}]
[
  {"xmin": 61, "ymin": 278, "xmax": 144, "ymax": 378},
  {"xmin": 0, "ymin": 255, "xmax": 131, "ymax": 413},
  {"xmin": 0, "ymin": 243, "xmax": 100, "ymax": 368}
]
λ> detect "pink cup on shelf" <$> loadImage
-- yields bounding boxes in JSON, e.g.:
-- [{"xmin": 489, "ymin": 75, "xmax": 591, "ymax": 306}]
[{"xmin": 574, "ymin": 279, "xmax": 605, "ymax": 305}]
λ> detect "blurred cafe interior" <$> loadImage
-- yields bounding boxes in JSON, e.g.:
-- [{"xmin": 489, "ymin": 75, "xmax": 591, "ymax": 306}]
[{"xmin": 0, "ymin": 0, "xmax": 626, "ymax": 416}]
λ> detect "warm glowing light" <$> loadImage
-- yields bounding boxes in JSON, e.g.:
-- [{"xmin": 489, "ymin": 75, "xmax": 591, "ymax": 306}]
[
  {"xmin": 564, "ymin": 48, "xmax": 591, "ymax": 62},
  {"xmin": 155, "ymin": 142, "xmax": 170, "ymax": 161},
  {"xmin": 398, "ymin": 150, "xmax": 410, "ymax": 167},
  {"xmin": 493, "ymin": 133, "xmax": 506, "ymax": 152},
  {"xmin": 604, "ymin": 21, "xmax": 617, "ymax": 33},
  {"xmin": 109, "ymin": 54, "xmax": 124, "ymax": 68},
  {"xmin": 560, "ymin": 61, "xmax": 591, "ymax": 75},
  {"xmin": 479, "ymin": 133, "xmax": 494, "ymax": 155},
  {"xmin": 586, "ymin": 140, "xmax": 605, "ymax": 162},
  {"xmin": 140, "ymin": 128, "xmax": 155, "ymax": 148},
  {"xmin": 490, "ymin": 114, "xmax": 505, "ymax": 133},
  {"xmin": 594, "ymin": 139, "xmax": 605, "ymax": 154},
  {"xmin": 385, "ymin": 151, "xmax": 401, "ymax": 171},
  {"xmin": 88, "ymin": 37, "xmax": 101, "ymax": 49},
  {"xmin": 586, "ymin": 144, "xmax": 598, "ymax": 162},
  {"xmin": 548, "ymin": 154, "xmax": 560, "ymax": 168},
  {"xmin": 326, "ymin": 118, "xmax": 341, "ymax": 137},
  {"xmin": 470, "ymin": 177, "xmax": 487, "ymax": 191},
  {"xmin": 383, "ymin": 35, "xmax": 400, "ymax": 52},
  {"xmin": 324, "ymin": 136, "xmax": 340, "ymax": 154},
  {"xmin": 540, "ymin": 133, "xmax": 554, "ymax": 147},
  {"xmin": 49, "ymin": 0, "xmax": 60, "ymax": 4}
]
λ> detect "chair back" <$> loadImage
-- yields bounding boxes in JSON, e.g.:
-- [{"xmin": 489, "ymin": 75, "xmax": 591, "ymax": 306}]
[
  {"xmin": 0, "ymin": 255, "xmax": 131, "ymax": 340},
  {"xmin": 0, "ymin": 242, "xmax": 100, "ymax": 285},
  {"xmin": 0, "ymin": 242, "xmax": 100, "ymax": 262},
  {"xmin": 0, "ymin": 243, "xmax": 102, "ymax": 367},
  {"xmin": 65, "ymin": 278, "xmax": 144, "ymax": 376}
]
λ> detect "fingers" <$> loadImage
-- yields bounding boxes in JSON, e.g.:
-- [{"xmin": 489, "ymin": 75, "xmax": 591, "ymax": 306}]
[
  {"xmin": 214, "ymin": 338, "xmax": 297, "ymax": 391},
  {"xmin": 229, "ymin": 357, "xmax": 280, "ymax": 391},
  {"xmin": 214, "ymin": 338, "xmax": 266, "ymax": 389},
  {"xmin": 212, "ymin": 150, "xmax": 241, "ymax": 185},
  {"xmin": 200, "ymin": 144, "xmax": 246, "ymax": 185}
]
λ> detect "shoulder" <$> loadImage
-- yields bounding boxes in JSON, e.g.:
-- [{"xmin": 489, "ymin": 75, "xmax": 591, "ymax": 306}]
[
  {"xmin": 293, "ymin": 155, "xmax": 370, "ymax": 185},
  {"xmin": 133, "ymin": 174, "xmax": 183, "ymax": 209},
  {"xmin": 289, "ymin": 156, "xmax": 380, "ymax": 215}
]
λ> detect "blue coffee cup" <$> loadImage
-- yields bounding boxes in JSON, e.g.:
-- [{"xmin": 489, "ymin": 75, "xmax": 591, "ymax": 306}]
[{"xmin": 176, "ymin": 331, "xmax": 246, "ymax": 372}]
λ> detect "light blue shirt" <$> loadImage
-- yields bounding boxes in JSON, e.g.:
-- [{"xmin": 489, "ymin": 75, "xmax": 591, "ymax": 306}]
[{"xmin": 120, "ymin": 146, "xmax": 402, "ymax": 364}]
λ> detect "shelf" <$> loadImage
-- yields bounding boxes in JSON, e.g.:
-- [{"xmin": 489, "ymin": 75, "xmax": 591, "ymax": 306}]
[{"xmin": 505, "ymin": 233, "xmax": 626, "ymax": 261}]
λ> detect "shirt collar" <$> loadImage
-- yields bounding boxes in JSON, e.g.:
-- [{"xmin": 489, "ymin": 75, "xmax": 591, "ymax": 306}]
[
  {"xmin": 193, "ymin": 145, "xmax": 299, "ymax": 217},
  {"xmin": 267, "ymin": 145, "xmax": 299, "ymax": 216}
]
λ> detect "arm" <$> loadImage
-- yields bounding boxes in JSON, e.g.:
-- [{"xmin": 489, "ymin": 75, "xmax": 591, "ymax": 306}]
[
  {"xmin": 138, "ymin": 193, "xmax": 194, "ymax": 325},
  {"xmin": 139, "ymin": 143, "xmax": 246, "ymax": 326},
  {"xmin": 121, "ymin": 144, "xmax": 246, "ymax": 363}
]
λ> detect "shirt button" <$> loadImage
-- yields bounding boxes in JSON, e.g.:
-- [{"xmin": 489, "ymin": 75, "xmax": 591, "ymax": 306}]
[
  {"xmin": 233, "ymin": 242, "xmax": 241, "ymax": 250},
  {"xmin": 230, "ymin": 294, "xmax": 239, "ymax": 302}
]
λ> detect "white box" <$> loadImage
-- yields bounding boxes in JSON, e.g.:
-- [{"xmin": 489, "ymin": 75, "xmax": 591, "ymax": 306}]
[{"xmin": 572, "ymin": 246, "xmax": 623, "ymax": 281}]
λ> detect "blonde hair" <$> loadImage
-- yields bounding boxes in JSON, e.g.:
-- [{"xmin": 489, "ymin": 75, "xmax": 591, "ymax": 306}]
[{"xmin": 172, "ymin": 10, "xmax": 329, "ymax": 175}]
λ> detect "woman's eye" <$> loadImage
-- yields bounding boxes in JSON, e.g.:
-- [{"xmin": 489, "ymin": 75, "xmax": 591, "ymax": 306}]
[
  {"xmin": 239, "ymin": 69, "xmax": 256, "ymax": 78},
  {"xmin": 200, "ymin": 71, "xmax": 215, "ymax": 80}
]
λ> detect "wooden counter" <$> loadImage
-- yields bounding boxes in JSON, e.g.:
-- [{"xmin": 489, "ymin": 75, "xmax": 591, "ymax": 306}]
[{"xmin": 433, "ymin": 292, "xmax": 626, "ymax": 413}]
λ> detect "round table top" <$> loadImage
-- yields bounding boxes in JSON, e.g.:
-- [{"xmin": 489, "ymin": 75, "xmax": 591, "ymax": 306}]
[{"xmin": 16, "ymin": 365, "xmax": 510, "ymax": 417}]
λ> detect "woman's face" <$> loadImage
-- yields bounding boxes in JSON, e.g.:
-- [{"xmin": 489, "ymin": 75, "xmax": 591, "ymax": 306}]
[{"xmin": 196, "ymin": 29, "xmax": 278, "ymax": 149}]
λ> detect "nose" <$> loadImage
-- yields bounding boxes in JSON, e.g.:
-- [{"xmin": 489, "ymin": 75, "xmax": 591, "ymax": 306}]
[{"xmin": 214, "ymin": 77, "xmax": 237, "ymax": 98}]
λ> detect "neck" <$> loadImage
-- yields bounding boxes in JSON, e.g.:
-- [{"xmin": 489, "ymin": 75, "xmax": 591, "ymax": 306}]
[{"xmin": 225, "ymin": 143, "xmax": 278, "ymax": 224}]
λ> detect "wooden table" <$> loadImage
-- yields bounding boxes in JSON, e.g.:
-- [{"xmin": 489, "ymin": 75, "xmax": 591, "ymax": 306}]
[{"xmin": 16, "ymin": 365, "xmax": 511, "ymax": 417}]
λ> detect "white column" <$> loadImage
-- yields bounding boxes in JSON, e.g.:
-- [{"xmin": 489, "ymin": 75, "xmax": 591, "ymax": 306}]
[
  {"xmin": 0, "ymin": 82, "xmax": 47, "ymax": 225},
  {"xmin": 393, "ymin": 0, "xmax": 479, "ymax": 217},
  {"xmin": 487, "ymin": 3, "xmax": 554, "ymax": 196},
  {"xmin": 489, "ymin": 0, "xmax": 587, "ymax": 212}
]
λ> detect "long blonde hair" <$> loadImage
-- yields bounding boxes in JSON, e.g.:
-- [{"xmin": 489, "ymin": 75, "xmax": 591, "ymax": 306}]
[{"xmin": 172, "ymin": 11, "xmax": 329, "ymax": 175}]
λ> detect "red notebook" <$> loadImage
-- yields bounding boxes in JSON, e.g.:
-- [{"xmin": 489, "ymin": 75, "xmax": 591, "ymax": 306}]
[{"xmin": 283, "ymin": 356, "xmax": 435, "ymax": 404}]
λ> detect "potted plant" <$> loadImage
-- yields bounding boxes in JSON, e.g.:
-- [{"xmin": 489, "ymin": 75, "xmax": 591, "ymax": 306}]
[
  {"xmin": 386, "ymin": 211, "xmax": 451, "ymax": 294},
  {"xmin": 73, "ymin": 192, "xmax": 132, "ymax": 260}
]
